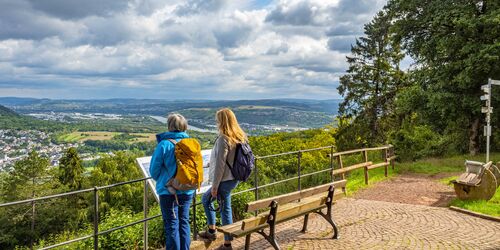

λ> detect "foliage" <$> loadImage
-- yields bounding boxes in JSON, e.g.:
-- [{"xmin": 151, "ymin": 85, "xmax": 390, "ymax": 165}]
[
  {"xmin": 0, "ymin": 152, "xmax": 73, "ymax": 249},
  {"xmin": 58, "ymin": 148, "xmax": 85, "ymax": 190},
  {"xmin": 388, "ymin": 116, "xmax": 445, "ymax": 161},
  {"xmin": 336, "ymin": 9, "xmax": 406, "ymax": 149},
  {"xmin": 27, "ymin": 206, "xmax": 165, "ymax": 250},
  {"xmin": 388, "ymin": 0, "xmax": 500, "ymax": 155},
  {"xmin": 89, "ymin": 151, "xmax": 145, "ymax": 215}
]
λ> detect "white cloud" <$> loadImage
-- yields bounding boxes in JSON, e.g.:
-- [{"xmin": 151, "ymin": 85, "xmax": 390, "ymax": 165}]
[{"xmin": 0, "ymin": 0, "xmax": 387, "ymax": 99}]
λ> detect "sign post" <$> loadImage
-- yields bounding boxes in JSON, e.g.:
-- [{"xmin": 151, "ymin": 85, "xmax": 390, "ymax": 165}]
[{"xmin": 482, "ymin": 78, "xmax": 499, "ymax": 162}]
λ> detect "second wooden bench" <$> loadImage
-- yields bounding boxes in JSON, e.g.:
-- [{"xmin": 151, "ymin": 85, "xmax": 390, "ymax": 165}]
[{"xmin": 218, "ymin": 179, "xmax": 347, "ymax": 250}]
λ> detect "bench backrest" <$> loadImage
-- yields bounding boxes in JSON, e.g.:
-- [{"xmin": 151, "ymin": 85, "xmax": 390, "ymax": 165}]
[{"xmin": 245, "ymin": 179, "xmax": 347, "ymax": 212}]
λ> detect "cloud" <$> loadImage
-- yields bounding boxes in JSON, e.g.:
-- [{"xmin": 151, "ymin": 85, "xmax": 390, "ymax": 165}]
[
  {"xmin": 175, "ymin": 0, "xmax": 227, "ymax": 16},
  {"xmin": 27, "ymin": 0, "xmax": 131, "ymax": 20},
  {"xmin": 265, "ymin": 0, "xmax": 336, "ymax": 26},
  {"xmin": 214, "ymin": 17, "xmax": 254, "ymax": 49},
  {"xmin": 0, "ymin": 0, "xmax": 388, "ymax": 100},
  {"xmin": 327, "ymin": 36, "xmax": 356, "ymax": 52}
]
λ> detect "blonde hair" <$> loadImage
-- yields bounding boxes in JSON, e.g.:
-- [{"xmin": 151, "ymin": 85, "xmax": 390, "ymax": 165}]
[
  {"xmin": 167, "ymin": 113, "xmax": 188, "ymax": 132},
  {"xmin": 216, "ymin": 108, "xmax": 247, "ymax": 145}
]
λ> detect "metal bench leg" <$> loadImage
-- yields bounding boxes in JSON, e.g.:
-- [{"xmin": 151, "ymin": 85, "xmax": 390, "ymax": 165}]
[
  {"xmin": 316, "ymin": 186, "xmax": 339, "ymax": 239},
  {"xmin": 245, "ymin": 234, "xmax": 251, "ymax": 250},
  {"xmin": 257, "ymin": 230, "xmax": 280, "ymax": 250},
  {"xmin": 256, "ymin": 200, "xmax": 281, "ymax": 250},
  {"xmin": 301, "ymin": 214, "xmax": 309, "ymax": 233}
]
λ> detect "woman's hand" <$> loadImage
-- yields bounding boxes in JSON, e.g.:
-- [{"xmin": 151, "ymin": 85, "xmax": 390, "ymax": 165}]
[{"xmin": 211, "ymin": 188, "xmax": 217, "ymax": 198}]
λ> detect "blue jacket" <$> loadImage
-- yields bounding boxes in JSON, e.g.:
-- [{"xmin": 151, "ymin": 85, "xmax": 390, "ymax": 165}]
[{"xmin": 150, "ymin": 131, "xmax": 195, "ymax": 196}]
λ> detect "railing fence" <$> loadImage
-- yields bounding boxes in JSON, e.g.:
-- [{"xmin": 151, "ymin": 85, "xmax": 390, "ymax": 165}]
[{"xmin": 0, "ymin": 145, "xmax": 395, "ymax": 250}]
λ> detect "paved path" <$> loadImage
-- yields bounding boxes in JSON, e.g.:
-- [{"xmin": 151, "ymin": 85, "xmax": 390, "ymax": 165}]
[
  {"xmin": 354, "ymin": 173, "xmax": 458, "ymax": 207},
  {"xmin": 223, "ymin": 198, "xmax": 500, "ymax": 250}
]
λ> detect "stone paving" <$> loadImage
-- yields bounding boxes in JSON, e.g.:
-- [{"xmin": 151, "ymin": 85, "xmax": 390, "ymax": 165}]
[{"xmin": 220, "ymin": 198, "xmax": 500, "ymax": 250}]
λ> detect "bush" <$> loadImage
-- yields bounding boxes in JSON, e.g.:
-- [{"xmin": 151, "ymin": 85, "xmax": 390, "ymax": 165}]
[
  {"xmin": 28, "ymin": 206, "xmax": 164, "ymax": 250},
  {"xmin": 389, "ymin": 123, "xmax": 444, "ymax": 161}
]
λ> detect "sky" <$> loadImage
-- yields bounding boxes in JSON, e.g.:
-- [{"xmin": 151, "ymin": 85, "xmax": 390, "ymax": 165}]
[{"xmin": 0, "ymin": 0, "xmax": 388, "ymax": 100}]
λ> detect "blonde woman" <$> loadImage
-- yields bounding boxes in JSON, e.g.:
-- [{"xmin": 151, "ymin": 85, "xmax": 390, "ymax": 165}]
[{"xmin": 198, "ymin": 108, "xmax": 247, "ymax": 250}]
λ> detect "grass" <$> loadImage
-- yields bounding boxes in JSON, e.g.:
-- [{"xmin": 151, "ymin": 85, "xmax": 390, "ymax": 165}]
[
  {"xmin": 438, "ymin": 175, "xmax": 458, "ymax": 186},
  {"xmin": 450, "ymin": 190, "xmax": 500, "ymax": 217},
  {"xmin": 58, "ymin": 131, "xmax": 155, "ymax": 143},
  {"xmin": 396, "ymin": 152, "xmax": 500, "ymax": 217},
  {"xmin": 395, "ymin": 152, "xmax": 500, "ymax": 175}
]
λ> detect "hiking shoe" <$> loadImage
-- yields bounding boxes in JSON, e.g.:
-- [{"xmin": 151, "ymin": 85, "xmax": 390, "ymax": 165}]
[
  {"xmin": 198, "ymin": 230, "xmax": 217, "ymax": 241},
  {"xmin": 214, "ymin": 244, "xmax": 233, "ymax": 250}
]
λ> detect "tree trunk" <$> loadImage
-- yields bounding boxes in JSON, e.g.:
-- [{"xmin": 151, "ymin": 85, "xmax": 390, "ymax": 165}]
[{"xmin": 468, "ymin": 118, "xmax": 480, "ymax": 155}]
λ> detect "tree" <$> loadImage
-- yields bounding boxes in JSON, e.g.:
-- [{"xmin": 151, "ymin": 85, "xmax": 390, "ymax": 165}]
[
  {"xmin": 90, "ymin": 151, "xmax": 144, "ymax": 214},
  {"xmin": 58, "ymin": 147, "xmax": 84, "ymax": 190},
  {"xmin": 0, "ymin": 151, "xmax": 50, "ymax": 248},
  {"xmin": 337, "ymin": 10, "xmax": 406, "ymax": 148},
  {"xmin": 389, "ymin": 0, "xmax": 500, "ymax": 154}
]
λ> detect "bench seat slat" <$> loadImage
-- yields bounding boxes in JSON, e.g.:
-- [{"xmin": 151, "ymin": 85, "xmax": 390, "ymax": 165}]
[{"xmin": 245, "ymin": 180, "xmax": 347, "ymax": 212}]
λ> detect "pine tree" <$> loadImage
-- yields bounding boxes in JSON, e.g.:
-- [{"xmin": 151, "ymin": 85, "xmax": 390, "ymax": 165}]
[
  {"xmin": 337, "ymin": 10, "xmax": 405, "ymax": 147},
  {"xmin": 58, "ymin": 147, "xmax": 84, "ymax": 190}
]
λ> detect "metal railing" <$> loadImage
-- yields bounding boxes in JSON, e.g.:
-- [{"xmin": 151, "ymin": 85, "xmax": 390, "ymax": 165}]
[{"xmin": 0, "ymin": 144, "xmax": 395, "ymax": 250}]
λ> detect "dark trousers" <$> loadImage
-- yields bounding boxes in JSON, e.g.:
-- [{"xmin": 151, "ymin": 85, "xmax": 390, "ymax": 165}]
[{"xmin": 159, "ymin": 193, "xmax": 193, "ymax": 250}]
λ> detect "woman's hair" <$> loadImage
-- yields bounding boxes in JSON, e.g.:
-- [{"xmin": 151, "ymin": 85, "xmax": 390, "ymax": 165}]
[
  {"xmin": 216, "ymin": 108, "xmax": 247, "ymax": 145},
  {"xmin": 167, "ymin": 113, "xmax": 188, "ymax": 132}
]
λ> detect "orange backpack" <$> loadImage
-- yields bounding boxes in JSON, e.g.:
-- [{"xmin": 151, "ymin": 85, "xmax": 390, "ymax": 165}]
[{"xmin": 166, "ymin": 138, "xmax": 203, "ymax": 196}]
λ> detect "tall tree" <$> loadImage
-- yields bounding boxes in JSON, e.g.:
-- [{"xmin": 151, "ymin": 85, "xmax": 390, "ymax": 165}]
[
  {"xmin": 389, "ymin": 0, "xmax": 500, "ymax": 155},
  {"xmin": 337, "ymin": 10, "xmax": 405, "ymax": 147},
  {"xmin": 58, "ymin": 147, "xmax": 84, "ymax": 190}
]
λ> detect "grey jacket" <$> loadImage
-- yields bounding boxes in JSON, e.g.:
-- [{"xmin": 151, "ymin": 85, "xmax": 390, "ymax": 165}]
[{"xmin": 209, "ymin": 135, "xmax": 236, "ymax": 190}]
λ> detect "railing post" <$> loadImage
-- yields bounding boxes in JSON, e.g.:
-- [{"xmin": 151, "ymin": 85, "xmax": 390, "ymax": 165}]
[
  {"xmin": 254, "ymin": 159, "xmax": 259, "ymax": 201},
  {"xmin": 297, "ymin": 151, "xmax": 302, "ymax": 196},
  {"xmin": 330, "ymin": 146, "xmax": 334, "ymax": 182},
  {"xmin": 93, "ymin": 186, "xmax": 99, "ymax": 250},
  {"xmin": 30, "ymin": 196, "xmax": 35, "ymax": 250},
  {"xmin": 143, "ymin": 180, "xmax": 148, "ymax": 250},
  {"xmin": 363, "ymin": 150, "xmax": 369, "ymax": 185},
  {"xmin": 254, "ymin": 159, "xmax": 259, "ymax": 216},
  {"xmin": 192, "ymin": 194, "xmax": 197, "ymax": 240}
]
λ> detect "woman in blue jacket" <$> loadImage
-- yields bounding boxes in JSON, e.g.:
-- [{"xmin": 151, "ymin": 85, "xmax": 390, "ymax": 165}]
[{"xmin": 150, "ymin": 113, "xmax": 194, "ymax": 250}]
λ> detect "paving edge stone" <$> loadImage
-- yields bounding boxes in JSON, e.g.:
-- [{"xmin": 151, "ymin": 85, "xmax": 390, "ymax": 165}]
[
  {"xmin": 191, "ymin": 236, "xmax": 226, "ymax": 250},
  {"xmin": 449, "ymin": 206, "xmax": 500, "ymax": 223}
]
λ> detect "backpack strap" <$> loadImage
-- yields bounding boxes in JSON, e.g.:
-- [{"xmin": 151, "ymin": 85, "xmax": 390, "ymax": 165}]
[{"xmin": 167, "ymin": 139, "xmax": 178, "ymax": 145}]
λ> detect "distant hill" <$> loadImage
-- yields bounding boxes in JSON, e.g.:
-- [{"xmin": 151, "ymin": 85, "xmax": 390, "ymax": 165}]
[
  {"xmin": 0, "ymin": 97, "xmax": 341, "ymax": 115},
  {"xmin": 0, "ymin": 97, "xmax": 341, "ymax": 129},
  {"xmin": 0, "ymin": 104, "xmax": 19, "ymax": 117}
]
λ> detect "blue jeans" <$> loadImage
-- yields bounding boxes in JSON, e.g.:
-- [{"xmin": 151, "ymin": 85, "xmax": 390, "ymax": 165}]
[
  {"xmin": 202, "ymin": 179, "xmax": 239, "ymax": 241},
  {"xmin": 159, "ymin": 194, "xmax": 193, "ymax": 250}
]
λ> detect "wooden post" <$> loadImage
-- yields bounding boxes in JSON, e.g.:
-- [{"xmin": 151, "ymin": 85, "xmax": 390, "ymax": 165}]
[
  {"xmin": 337, "ymin": 155, "xmax": 345, "ymax": 180},
  {"xmin": 337, "ymin": 155, "xmax": 346, "ymax": 194},
  {"xmin": 363, "ymin": 150, "xmax": 369, "ymax": 185},
  {"xmin": 384, "ymin": 148, "xmax": 388, "ymax": 177},
  {"xmin": 390, "ymin": 147, "xmax": 395, "ymax": 170}
]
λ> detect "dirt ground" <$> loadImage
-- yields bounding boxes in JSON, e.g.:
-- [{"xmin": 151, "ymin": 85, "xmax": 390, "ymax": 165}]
[{"xmin": 353, "ymin": 173, "xmax": 459, "ymax": 207}]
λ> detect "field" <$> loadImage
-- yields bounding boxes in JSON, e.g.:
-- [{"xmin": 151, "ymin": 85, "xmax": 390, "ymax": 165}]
[{"xmin": 58, "ymin": 131, "xmax": 156, "ymax": 143}]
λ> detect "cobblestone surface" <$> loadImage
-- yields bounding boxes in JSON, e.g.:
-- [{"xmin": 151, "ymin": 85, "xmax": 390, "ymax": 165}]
[{"xmin": 221, "ymin": 198, "xmax": 500, "ymax": 250}]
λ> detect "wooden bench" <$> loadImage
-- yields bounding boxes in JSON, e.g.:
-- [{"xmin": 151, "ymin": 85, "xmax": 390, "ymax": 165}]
[{"xmin": 217, "ymin": 180, "xmax": 347, "ymax": 250}]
